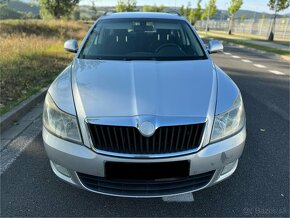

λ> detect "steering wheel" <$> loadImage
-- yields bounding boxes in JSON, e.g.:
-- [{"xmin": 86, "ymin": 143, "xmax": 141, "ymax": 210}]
[{"xmin": 155, "ymin": 43, "xmax": 183, "ymax": 54}]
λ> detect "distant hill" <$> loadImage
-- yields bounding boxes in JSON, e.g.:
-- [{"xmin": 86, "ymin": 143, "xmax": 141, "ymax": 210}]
[
  {"xmin": 0, "ymin": 4, "xmax": 23, "ymax": 19},
  {"xmin": 3, "ymin": 1, "xmax": 289, "ymax": 20},
  {"xmin": 8, "ymin": 0, "xmax": 39, "ymax": 15},
  {"xmin": 78, "ymin": 5, "xmax": 286, "ymax": 20},
  {"xmin": 0, "ymin": 0, "xmax": 39, "ymax": 19}
]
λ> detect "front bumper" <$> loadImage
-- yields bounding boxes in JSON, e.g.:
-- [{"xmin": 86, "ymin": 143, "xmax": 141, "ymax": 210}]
[{"xmin": 43, "ymin": 126, "xmax": 246, "ymax": 197}]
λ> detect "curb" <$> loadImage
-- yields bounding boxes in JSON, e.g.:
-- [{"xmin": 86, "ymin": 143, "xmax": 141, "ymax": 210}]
[
  {"xmin": 205, "ymin": 37, "xmax": 290, "ymax": 62},
  {"xmin": 203, "ymin": 35, "xmax": 290, "ymax": 62},
  {"xmin": 226, "ymin": 42, "xmax": 290, "ymax": 62},
  {"xmin": 0, "ymin": 88, "xmax": 47, "ymax": 133}
]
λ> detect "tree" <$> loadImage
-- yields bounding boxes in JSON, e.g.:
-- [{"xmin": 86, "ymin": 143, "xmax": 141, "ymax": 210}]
[
  {"xmin": 143, "ymin": 4, "xmax": 164, "ymax": 12},
  {"xmin": 90, "ymin": 1, "xmax": 97, "ymax": 15},
  {"xmin": 180, "ymin": 4, "xmax": 185, "ymax": 16},
  {"xmin": 116, "ymin": 0, "xmax": 137, "ymax": 12},
  {"xmin": 39, "ymin": 0, "xmax": 79, "ymax": 19},
  {"xmin": 185, "ymin": 1, "xmax": 191, "ymax": 20},
  {"xmin": 189, "ymin": 9, "xmax": 195, "ymax": 24},
  {"xmin": 261, "ymin": 14, "xmax": 266, "ymax": 19},
  {"xmin": 201, "ymin": 0, "xmax": 217, "ymax": 33},
  {"xmin": 192, "ymin": 0, "xmax": 202, "ymax": 25},
  {"xmin": 227, "ymin": 0, "xmax": 243, "ymax": 34},
  {"xmin": 142, "ymin": 5, "xmax": 150, "ymax": 11},
  {"xmin": 268, "ymin": 0, "xmax": 289, "ymax": 10},
  {"xmin": 201, "ymin": 0, "xmax": 217, "ymax": 20},
  {"xmin": 240, "ymin": 14, "xmax": 246, "ymax": 22},
  {"xmin": 89, "ymin": 0, "xmax": 98, "ymax": 20},
  {"xmin": 267, "ymin": 0, "xmax": 290, "ymax": 41},
  {"xmin": 72, "ymin": 5, "xmax": 80, "ymax": 20}
]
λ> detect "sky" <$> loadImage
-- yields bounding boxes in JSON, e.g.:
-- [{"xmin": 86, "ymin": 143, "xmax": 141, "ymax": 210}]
[{"xmin": 80, "ymin": 0, "xmax": 290, "ymax": 14}]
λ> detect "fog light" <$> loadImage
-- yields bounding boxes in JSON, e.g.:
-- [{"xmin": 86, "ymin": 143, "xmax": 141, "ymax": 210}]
[
  {"xmin": 53, "ymin": 162, "xmax": 71, "ymax": 177},
  {"xmin": 221, "ymin": 160, "xmax": 238, "ymax": 175}
]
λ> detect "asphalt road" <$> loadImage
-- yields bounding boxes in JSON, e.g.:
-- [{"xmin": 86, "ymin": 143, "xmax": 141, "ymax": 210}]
[{"xmin": 1, "ymin": 43, "xmax": 289, "ymax": 217}]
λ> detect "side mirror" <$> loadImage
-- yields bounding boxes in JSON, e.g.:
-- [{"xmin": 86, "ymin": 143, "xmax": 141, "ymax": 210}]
[
  {"xmin": 64, "ymin": 39, "xmax": 78, "ymax": 53},
  {"xmin": 208, "ymin": 40, "xmax": 223, "ymax": 54}
]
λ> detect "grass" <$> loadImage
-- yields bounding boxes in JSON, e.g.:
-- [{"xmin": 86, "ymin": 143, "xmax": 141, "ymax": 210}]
[
  {"xmin": 0, "ymin": 19, "xmax": 90, "ymax": 115},
  {"xmin": 198, "ymin": 31, "xmax": 290, "ymax": 57},
  {"xmin": 199, "ymin": 30, "xmax": 290, "ymax": 46}
]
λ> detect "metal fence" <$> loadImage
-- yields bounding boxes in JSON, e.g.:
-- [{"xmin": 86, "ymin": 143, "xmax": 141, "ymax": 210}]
[{"xmin": 195, "ymin": 18, "xmax": 290, "ymax": 39}]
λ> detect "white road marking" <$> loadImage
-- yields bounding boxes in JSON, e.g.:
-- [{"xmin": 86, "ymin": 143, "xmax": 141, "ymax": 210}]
[
  {"xmin": 269, "ymin": 70, "xmax": 285, "ymax": 75},
  {"xmin": 0, "ymin": 118, "xmax": 42, "ymax": 175},
  {"xmin": 162, "ymin": 193, "xmax": 194, "ymax": 202},
  {"xmin": 232, "ymin": 55, "xmax": 241, "ymax": 59},
  {"xmin": 242, "ymin": 59, "xmax": 252, "ymax": 63},
  {"xmin": 253, "ymin": 64, "xmax": 267, "ymax": 68},
  {"xmin": 224, "ymin": 52, "xmax": 231, "ymax": 55}
]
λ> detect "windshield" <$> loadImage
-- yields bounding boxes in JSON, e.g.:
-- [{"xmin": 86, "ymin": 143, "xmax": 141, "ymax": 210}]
[{"xmin": 79, "ymin": 18, "xmax": 207, "ymax": 61}]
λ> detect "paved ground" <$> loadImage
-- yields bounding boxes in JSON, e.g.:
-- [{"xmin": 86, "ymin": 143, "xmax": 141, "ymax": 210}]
[{"xmin": 1, "ymin": 43, "xmax": 289, "ymax": 217}]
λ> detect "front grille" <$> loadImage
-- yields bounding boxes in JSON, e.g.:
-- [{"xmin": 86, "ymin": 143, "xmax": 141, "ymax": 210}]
[
  {"xmin": 78, "ymin": 171, "xmax": 214, "ymax": 197},
  {"xmin": 87, "ymin": 123, "xmax": 205, "ymax": 155}
]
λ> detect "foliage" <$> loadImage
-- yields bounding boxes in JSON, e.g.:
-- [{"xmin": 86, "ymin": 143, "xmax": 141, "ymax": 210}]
[
  {"xmin": 201, "ymin": 0, "xmax": 217, "ymax": 20},
  {"xmin": 261, "ymin": 14, "xmax": 266, "ymax": 19},
  {"xmin": 180, "ymin": 1, "xmax": 203, "ymax": 24},
  {"xmin": 180, "ymin": 4, "xmax": 185, "ymax": 16},
  {"xmin": 142, "ymin": 4, "xmax": 165, "ymax": 12},
  {"xmin": 240, "ymin": 14, "xmax": 246, "ymax": 21},
  {"xmin": 268, "ymin": 0, "xmax": 290, "ymax": 12},
  {"xmin": 191, "ymin": 0, "xmax": 202, "ymax": 24},
  {"xmin": 116, "ymin": 0, "xmax": 137, "ymax": 12},
  {"xmin": 39, "ymin": 0, "xmax": 79, "ymax": 19},
  {"xmin": 0, "ymin": 20, "xmax": 89, "ymax": 115},
  {"xmin": 89, "ymin": 0, "xmax": 98, "ymax": 19},
  {"xmin": 228, "ymin": 0, "xmax": 243, "ymax": 15},
  {"xmin": 227, "ymin": 0, "xmax": 243, "ymax": 34},
  {"xmin": 267, "ymin": 0, "xmax": 289, "ymax": 40},
  {"xmin": 72, "ymin": 5, "xmax": 80, "ymax": 20},
  {"xmin": 185, "ymin": 1, "xmax": 191, "ymax": 19},
  {"xmin": 189, "ymin": 9, "xmax": 194, "ymax": 23}
]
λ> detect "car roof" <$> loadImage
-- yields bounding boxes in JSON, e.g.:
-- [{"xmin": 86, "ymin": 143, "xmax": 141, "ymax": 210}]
[{"xmin": 99, "ymin": 12, "xmax": 186, "ymax": 21}]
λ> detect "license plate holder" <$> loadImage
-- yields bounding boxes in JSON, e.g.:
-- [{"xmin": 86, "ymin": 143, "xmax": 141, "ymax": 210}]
[{"xmin": 105, "ymin": 160, "xmax": 190, "ymax": 181}]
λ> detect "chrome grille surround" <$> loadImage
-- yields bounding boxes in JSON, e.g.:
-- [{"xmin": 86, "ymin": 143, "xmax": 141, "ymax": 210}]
[{"xmin": 85, "ymin": 116, "xmax": 207, "ymax": 158}]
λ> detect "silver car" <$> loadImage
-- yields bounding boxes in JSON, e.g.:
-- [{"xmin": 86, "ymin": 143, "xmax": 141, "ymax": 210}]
[{"xmin": 43, "ymin": 12, "xmax": 246, "ymax": 197}]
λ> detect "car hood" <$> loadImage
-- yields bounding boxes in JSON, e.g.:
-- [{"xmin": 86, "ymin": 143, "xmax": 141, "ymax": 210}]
[{"xmin": 71, "ymin": 59, "xmax": 217, "ymax": 119}]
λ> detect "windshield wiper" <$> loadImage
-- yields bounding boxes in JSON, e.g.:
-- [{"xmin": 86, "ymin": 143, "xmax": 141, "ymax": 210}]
[
  {"xmin": 79, "ymin": 54, "xmax": 104, "ymax": 60},
  {"xmin": 122, "ymin": 57, "xmax": 157, "ymax": 61}
]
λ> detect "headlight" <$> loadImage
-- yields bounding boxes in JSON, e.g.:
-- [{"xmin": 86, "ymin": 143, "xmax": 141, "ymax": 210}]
[
  {"xmin": 210, "ymin": 93, "xmax": 245, "ymax": 143},
  {"xmin": 43, "ymin": 94, "xmax": 82, "ymax": 144}
]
